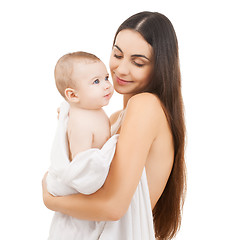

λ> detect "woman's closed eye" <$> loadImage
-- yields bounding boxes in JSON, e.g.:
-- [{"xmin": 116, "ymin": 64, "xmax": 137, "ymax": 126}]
[
  {"xmin": 133, "ymin": 61, "xmax": 145, "ymax": 67},
  {"xmin": 114, "ymin": 53, "xmax": 146, "ymax": 67},
  {"xmin": 114, "ymin": 54, "xmax": 123, "ymax": 59},
  {"xmin": 132, "ymin": 58, "xmax": 146, "ymax": 68}
]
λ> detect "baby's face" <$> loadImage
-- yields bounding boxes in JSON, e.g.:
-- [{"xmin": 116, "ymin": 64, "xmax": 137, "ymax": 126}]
[{"xmin": 73, "ymin": 61, "xmax": 114, "ymax": 109}]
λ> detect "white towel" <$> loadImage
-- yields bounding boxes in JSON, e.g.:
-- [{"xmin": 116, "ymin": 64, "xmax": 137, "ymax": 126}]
[{"xmin": 46, "ymin": 101, "xmax": 155, "ymax": 240}]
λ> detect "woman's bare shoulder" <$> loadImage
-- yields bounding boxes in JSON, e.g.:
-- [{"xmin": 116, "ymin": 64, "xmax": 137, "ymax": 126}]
[
  {"xmin": 130, "ymin": 92, "xmax": 160, "ymax": 103},
  {"xmin": 127, "ymin": 93, "xmax": 164, "ymax": 118}
]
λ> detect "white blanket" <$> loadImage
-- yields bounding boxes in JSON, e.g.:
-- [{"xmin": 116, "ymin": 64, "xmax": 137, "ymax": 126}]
[{"xmin": 47, "ymin": 101, "xmax": 155, "ymax": 240}]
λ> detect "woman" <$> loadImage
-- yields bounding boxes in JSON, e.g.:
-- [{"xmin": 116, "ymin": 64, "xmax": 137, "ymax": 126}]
[{"xmin": 43, "ymin": 11, "xmax": 186, "ymax": 240}]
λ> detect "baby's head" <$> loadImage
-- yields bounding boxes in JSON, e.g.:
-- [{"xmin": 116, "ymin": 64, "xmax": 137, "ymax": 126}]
[{"xmin": 55, "ymin": 51, "xmax": 113, "ymax": 109}]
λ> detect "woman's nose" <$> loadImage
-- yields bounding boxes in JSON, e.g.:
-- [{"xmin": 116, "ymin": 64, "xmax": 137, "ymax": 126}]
[{"xmin": 116, "ymin": 59, "xmax": 129, "ymax": 75}]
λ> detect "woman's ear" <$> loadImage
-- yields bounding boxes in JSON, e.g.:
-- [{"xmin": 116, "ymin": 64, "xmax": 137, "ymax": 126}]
[{"xmin": 64, "ymin": 88, "xmax": 79, "ymax": 103}]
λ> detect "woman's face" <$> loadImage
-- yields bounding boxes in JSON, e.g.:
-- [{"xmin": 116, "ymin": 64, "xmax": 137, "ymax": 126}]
[{"xmin": 109, "ymin": 29, "xmax": 154, "ymax": 96}]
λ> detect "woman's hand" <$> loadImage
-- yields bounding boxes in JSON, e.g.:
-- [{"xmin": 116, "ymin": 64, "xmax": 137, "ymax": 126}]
[
  {"xmin": 42, "ymin": 172, "xmax": 54, "ymax": 210},
  {"xmin": 41, "ymin": 171, "xmax": 113, "ymax": 221}
]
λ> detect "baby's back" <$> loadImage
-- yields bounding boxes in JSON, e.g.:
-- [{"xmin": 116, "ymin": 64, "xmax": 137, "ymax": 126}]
[{"xmin": 67, "ymin": 108, "xmax": 111, "ymax": 160}]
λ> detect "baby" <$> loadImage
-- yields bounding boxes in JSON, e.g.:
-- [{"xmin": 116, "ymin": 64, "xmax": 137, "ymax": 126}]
[
  {"xmin": 46, "ymin": 51, "xmax": 118, "ymax": 239},
  {"xmin": 55, "ymin": 51, "xmax": 113, "ymax": 160}
]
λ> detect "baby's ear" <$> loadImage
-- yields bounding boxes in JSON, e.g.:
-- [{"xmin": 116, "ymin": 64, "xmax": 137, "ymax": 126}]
[{"xmin": 64, "ymin": 88, "xmax": 79, "ymax": 103}]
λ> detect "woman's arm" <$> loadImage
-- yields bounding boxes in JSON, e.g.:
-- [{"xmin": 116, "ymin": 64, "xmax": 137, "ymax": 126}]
[{"xmin": 43, "ymin": 93, "xmax": 165, "ymax": 221}]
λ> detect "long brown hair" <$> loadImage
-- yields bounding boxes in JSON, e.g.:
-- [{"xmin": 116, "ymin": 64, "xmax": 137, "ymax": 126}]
[{"xmin": 113, "ymin": 12, "xmax": 187, "ymax": 239}]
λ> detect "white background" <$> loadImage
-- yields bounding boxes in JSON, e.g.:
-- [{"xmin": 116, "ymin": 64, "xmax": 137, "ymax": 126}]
[{"xmin": 0, "ymin": 0, "xmax": 224, "ymax": 239}]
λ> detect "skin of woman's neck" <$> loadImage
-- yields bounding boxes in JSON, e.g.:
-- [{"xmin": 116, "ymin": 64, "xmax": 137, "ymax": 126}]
[{"xmin": 123, "ymin": 94, "xmax": 133, "ymax": 109}]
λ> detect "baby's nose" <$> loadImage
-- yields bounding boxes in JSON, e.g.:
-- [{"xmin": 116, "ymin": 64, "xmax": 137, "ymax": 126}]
[{"xmin": 104, "ymin": 81, "xmax": 111, "ymax": 90}]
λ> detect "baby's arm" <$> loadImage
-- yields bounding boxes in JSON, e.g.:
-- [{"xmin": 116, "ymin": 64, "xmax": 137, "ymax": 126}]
[{"xmin": 68, "ymin": 124, "xmax": 93, "ymax": 160}]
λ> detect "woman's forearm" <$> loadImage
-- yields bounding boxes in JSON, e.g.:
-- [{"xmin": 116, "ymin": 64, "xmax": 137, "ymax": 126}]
[{"xmin": 43, "ymin": 184, "xmax": 121, "ymax": 221}]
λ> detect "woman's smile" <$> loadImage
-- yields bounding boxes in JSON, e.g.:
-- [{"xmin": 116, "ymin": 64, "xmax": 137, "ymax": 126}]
[{"xmin": 116, "ymin": 75, "xmax": 133, "ymax": 85}]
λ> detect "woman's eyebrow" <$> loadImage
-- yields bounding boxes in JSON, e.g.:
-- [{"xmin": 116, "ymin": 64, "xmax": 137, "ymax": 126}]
[
  {"xmin": 114, "ymin": 45, "xmax": 151, "ymax": 62},
  {"xmin": 114, "ymin": 45, "xmax": 123, "ymax": 53},
  {"xmin": 131, "ymin": 54, "xmax": 151, "ymax": 62}
]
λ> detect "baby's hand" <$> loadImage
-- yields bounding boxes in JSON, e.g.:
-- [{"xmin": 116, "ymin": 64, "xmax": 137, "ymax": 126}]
[
  {"xmin": 57, "ymin": 107, "xmax": 60, "ymax": 119},
  {"xmin": 57, "ymin": 104, "xmax": 69, "ymax": 119}
]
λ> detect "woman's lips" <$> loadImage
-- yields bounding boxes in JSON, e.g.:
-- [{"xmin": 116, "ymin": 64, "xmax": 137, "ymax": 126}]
[{"xmin": 116, "ymin": 76, "xmax": 132, "ymax": 86}]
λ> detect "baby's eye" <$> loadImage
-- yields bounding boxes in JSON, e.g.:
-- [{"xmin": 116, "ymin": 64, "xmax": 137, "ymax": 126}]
[
  {"xmin": 105, "ymin": 76, "xmax": 109, "ymax": 81},
  {"xmin": 93, "ymin": 79, "xmax": 100, "ymax": 84}
]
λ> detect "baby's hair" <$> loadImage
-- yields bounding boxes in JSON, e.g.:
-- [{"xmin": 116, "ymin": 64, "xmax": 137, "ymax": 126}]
[{"xmin": 54, "ymin": 51, "xmax": 101, "ymax": 98}]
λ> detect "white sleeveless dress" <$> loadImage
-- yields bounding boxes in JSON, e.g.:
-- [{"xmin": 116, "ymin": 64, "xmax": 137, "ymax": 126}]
[{"xmin": 47, "ymin": 102, "xmax": 155, "ymax": 239}]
